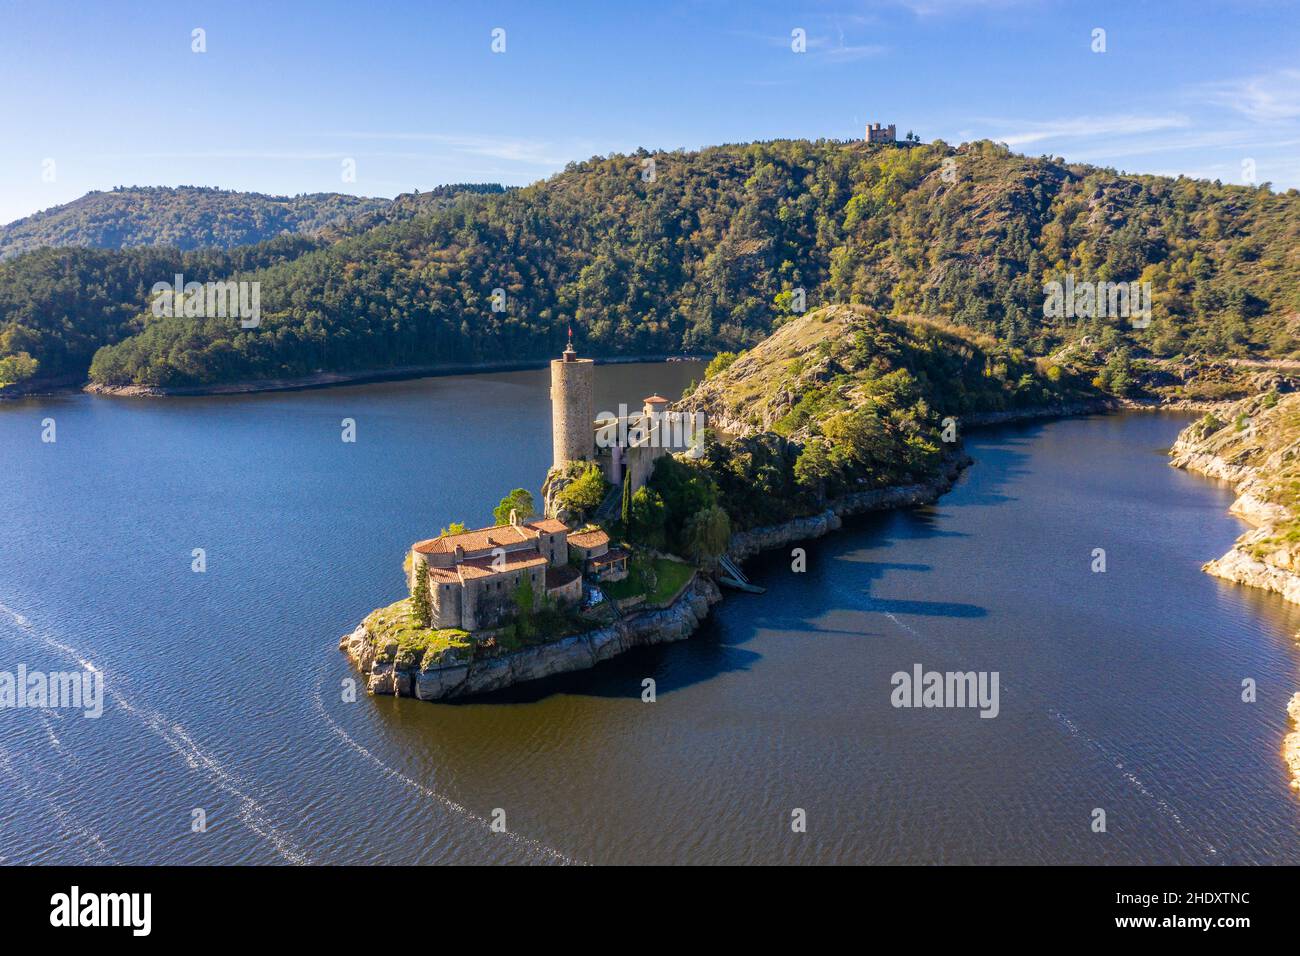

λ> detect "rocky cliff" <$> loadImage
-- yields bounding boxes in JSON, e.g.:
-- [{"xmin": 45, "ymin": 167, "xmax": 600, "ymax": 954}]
[
  {"xmin": 1170, "ymin": 391, "xmax": 1300, "ymax": 606},
  {"xmin": 341, "ymin": 576, "xmax": 722, "ymax": 701},
  {"xmin": 727, "ymin": 453, "xmax": 973, "ymax": 561}
]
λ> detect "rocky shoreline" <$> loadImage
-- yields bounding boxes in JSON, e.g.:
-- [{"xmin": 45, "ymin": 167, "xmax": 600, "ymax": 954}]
[
  {"xmin": 1169, "ymin": 393, "xmax": 1300, "ymax": 791},
  {"xmin": 340, "ymin": 576, "xmax": 723, "ymax": 702},
  {"xmin": 79, "ymin": 353, "xmax": 709, "ymax": 399},
  {"xmin": 340, "ymin": 452, "xmax": 977, "ymax": 703},
  {"xmin": 727, "ymin": 453, "xmax": 973, "ymax": 562},
  {"xmin": 1169, "ymin": 408, "xmax": 1300, "ymax": 608}
]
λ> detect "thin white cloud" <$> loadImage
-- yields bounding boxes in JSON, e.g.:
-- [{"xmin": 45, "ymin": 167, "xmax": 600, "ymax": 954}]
[
  {"xmin": 325, "ymin": 131, "xmax": 570, "ymax": 166},
  {"xmin": 729, "ymin": 29, "xmax": 887, "ymax": 61},
  {"xmin": 816, "ymin": 41, "xmax": 888, "ymax": 62},
  {"xmin": 1200, "ymin": 68, "xmax": 1300, "ymax": 122},
  {"xmin": 988, "ymin": 113, "xmax": 1191, "ymax": 147}
]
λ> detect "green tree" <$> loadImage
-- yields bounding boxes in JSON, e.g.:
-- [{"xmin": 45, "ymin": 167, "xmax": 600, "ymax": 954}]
[
  {"xmin": 620, "ymin": 477, "xmax": 632, "ymax": 528},
  {"xmin": 0, "ymin": 352, "xmax": 38, "ymax": 386},
  {"xmin": 410, "ymin": 561, "xmax": 431, "ymax": 627},
  {"xmin": 439, "ymin": 522, "xmax": 468, "ymax": 536},
  {"xmin": 683, "ymin": 504, "xmax": 731, "ymax": 563},
  {"xmin": 793, "ymin": 436, "xmax": 833, "ymax": 497},
  {"xmin": 513, "ymin": 576, "xmax": 536, "ymax": 640},
  {"xmin": 493, "ymin": 488, "xmax": 535, "ymax": 525},
  {"xmin": 628, "ymin": 487, "xmax": 667, "ymax": 549},
  {"xmin": 705, "ymin": 351, "xmax": 739, "ymax": 379},
  {"xmin": 556, "ymin": 464, "xmax": 607, "ymax": 518}
]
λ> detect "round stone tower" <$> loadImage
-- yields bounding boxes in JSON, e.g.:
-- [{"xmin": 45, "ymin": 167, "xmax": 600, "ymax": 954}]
[{"xmin": 550, "ymin": 332, "xmax": 594, "ymax": 469}]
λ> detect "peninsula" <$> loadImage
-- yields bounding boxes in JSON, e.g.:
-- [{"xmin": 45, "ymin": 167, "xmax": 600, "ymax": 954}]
[{"xmin": 340, "ymin": 303, "xmax": 1098, "ymax": 700}]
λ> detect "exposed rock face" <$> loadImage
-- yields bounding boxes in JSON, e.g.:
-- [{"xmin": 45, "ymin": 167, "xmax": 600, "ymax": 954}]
[
  {"xmin": 1286, "ymin": 693, "xmax": 1300, "ymax": 792},
  {"xmin": 727, "ymin": 454, "xmax": 972, "ymax": 561},
  {"xmin": 1169, "ymin": 392, "xmax": 1300, "ymax": 607},
  {"xmin": 541, "ymin": 463, "xmax": 586, "ymax": 524},
  {"xmin": 340, "ymin": 577, "xmax": 722, "ymax": 702}
]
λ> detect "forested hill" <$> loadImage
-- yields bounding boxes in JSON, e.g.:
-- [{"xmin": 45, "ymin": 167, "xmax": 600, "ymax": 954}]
[
  {"xmin": 2, "ymin": 139, "xmax": 1298, "ymax": 391},
  {"xmin": 0, "ymin": 186, "xmax": 389, "ymax": 260}
]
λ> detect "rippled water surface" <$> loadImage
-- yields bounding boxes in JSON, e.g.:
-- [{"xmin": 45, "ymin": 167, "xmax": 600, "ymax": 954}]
[{"xmin": 1, "ymin": 367, "xmax": 1297, "ymax": 864}]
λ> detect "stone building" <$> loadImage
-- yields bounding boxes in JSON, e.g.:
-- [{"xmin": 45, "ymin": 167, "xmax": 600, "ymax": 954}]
[
  {"xmin": 567, "ymin": 527, "xmax": 629, "ymax": 583},
  {"xmin": 410, "ymin": 514, "xmax": 574, "ymax": 631},
  {"xmin": 866, "ymin": 122, "xmax": 896, "ymax": 143},
  {"xmin": 592, "ymin": 394, "xmax": 696, "ymax": 496}
]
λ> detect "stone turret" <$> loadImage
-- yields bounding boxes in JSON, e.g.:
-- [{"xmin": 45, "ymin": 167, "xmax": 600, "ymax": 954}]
[{"xmin": 550, "ymin": 330, "xmax": 594, "ymax": 469}]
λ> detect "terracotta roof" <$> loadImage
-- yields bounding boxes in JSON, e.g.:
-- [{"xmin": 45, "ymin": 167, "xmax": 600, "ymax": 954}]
[
  {"xmin": 427, "ymin": 566, "xmax": 462, "ymax": 584},
  {"xmin": 525, "ymin": 518, "xmax": 569, "ymax": 534},
  {"xmin": 568, "ymin": 529, "xmax": 610, "ymax": 549},
  {"xmin": 458, "ymin": 552, "xmax": 548, "ymax": 579},
  {"xmin": 643, "ymin": 394, "xmax": 670, "ymax": 403},
  {"xmin": 413, "ymin": 522, "xmax": 535, "ymax": 555},
  {"xmin": 545, "ymin": 565, "xmax": 581, "ymax": 590},
  {"xmin": 590, "ymin": 547, "xmax": 630, "ymax": 566}
]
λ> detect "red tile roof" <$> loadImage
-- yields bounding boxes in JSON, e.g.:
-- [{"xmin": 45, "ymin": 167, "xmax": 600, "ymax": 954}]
[
  {"xmin": 458, "ymin": 552, "xmax": 549, "ymax": 579},
  {"xmin": 567, "ymin": 529, "xmax": 610, "ymax": 549},
  {"xmin": 525, "ymin": 518, "xmax": 569, "ymax": 534},
  {"xmin": 413, "ymin": 522, "xmax": 534, "ymax": 555},
  {"xmin": 590, "ymin": 547, "xmax": 630, "ymax": 566}
]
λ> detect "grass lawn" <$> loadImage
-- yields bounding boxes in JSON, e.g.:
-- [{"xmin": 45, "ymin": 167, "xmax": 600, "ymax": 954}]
[
  {"xmin": 602, "ymin": 558, "xmax": 695, "ymax": 605},
  {"xmin": 365, "ymin": 599, "xmax": 471, "ymax": 669}
]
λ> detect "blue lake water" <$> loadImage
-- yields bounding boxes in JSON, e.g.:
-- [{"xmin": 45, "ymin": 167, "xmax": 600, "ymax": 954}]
[{"xmin": 1, "ymin": 365, "xmax": 1297, "ymax": 864}]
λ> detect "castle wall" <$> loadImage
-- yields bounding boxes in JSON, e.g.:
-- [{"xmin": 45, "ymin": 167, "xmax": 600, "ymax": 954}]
[
  {"xmin": 431, "ymin": 581, "xmax": 461, "ymax": 629},
  {"xmin": 464, "ymin": 566, "xmax": 546, "ymax": 631},
  {"xmin": 551, "ymin": 357, "xmax": 595, "ymax": 468}
]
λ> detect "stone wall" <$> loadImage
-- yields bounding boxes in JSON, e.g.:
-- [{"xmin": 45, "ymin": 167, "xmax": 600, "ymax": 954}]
[{"xmin": 550, "ymin": 356, "xmax": 594, "ymax": 468}]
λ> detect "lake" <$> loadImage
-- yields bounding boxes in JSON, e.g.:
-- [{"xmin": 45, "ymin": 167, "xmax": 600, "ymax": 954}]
[{"xmin": 1, "ymin": 364, "xmax": 1297, "ymax": 864}]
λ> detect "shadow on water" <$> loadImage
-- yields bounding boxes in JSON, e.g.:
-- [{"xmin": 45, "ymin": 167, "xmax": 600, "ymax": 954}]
[{"xmin": 950, "ymin": 420, "xmax": 1055, "ymax": 507}]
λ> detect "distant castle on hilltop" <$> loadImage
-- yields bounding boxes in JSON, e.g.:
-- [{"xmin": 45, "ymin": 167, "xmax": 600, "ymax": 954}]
[{"xmin": 866, "ymin": 122, "xmax": 896, "ymax": 144}]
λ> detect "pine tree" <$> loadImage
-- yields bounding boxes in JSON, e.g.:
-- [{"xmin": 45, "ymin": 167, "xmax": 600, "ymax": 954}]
[{"xmin": 410, "ymin": 560, "xmax": 431, "ymax": 627}]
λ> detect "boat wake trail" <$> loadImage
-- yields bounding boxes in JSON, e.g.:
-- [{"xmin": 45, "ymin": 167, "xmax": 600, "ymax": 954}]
[
  {"xmin": 1048, "ymin": 708, "xmax": 1218, "ymax": 858},
  {"xmin": 311, "ymin": 668, "xmax": 582, "ymax": 865},
  {"xmin": 0, "ymin": 599, "xmax": 314, "ymax": 865}
]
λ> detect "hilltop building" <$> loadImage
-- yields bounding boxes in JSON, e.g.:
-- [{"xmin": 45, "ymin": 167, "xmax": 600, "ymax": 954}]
[{"xmin": 866, "ymin": 122, "xmax": 896, "ymax": 143}]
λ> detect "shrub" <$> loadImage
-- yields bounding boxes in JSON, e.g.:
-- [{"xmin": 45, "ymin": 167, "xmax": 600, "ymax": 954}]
[{"xmin": 556, "ymin": 464, "xmax": 607, "ymax": 517}]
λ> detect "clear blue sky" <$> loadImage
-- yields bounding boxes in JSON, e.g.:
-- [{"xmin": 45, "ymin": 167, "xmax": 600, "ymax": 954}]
[{"xmin": 2, "ymin": 0, "xmax": 1298, "ymax": 225}]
